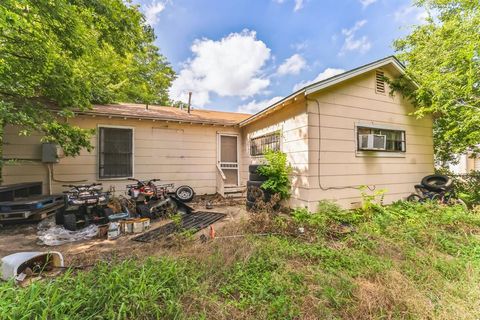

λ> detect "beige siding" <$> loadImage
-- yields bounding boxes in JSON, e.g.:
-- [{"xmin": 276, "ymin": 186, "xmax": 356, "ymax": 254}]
[
  {"xmin": 2, "ymin": 117, "xmax": 241, "ymax": 196},
  {"xmin": 241, "ymin": 99, "xmax": 310, "ymax": 207},
  {"xmin": 306, "ymin": 68, "xmax": 434, "ymax": 210}
]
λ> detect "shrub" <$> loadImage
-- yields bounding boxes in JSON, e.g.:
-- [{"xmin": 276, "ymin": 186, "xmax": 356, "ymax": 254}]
[{"xmin": 258, "ymin": 150, "xmax": 293, "ymax": 200}]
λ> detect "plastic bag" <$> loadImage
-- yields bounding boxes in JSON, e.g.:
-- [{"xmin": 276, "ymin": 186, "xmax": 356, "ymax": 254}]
[{"xmin": 37, "ymin": 218, "xmax": 99, "ymax": 246}]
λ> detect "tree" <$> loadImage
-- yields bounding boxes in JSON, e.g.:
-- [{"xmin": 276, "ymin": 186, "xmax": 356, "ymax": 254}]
[
  {"xmin": 393, "ymin": 0, "xmax": 480, "ymax": 163},
  {"xmin": 0, "ymin": 0, "xmax": 175, "ymax": 161}
]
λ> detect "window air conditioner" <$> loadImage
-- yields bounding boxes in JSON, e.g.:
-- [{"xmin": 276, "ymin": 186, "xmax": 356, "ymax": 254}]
[{"xmin": 358, "ymin": 134, "xmax": 386, "ymax": 150}]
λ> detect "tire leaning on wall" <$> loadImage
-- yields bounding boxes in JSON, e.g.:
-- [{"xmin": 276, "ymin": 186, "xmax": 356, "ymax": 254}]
[{"xmin": 246, "ymin": 165, "xmax": 271, "ymax": 209}]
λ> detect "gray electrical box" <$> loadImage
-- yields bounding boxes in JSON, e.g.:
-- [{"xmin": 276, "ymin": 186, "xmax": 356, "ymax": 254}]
[{"xmin": 41, "ymin": 143, "xmax": 60, "ymax": 163}]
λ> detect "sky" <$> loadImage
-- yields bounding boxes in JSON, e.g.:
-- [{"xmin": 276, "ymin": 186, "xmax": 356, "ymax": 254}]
[{"xmin": 133, "ymin": 0, "xmax": 427, "ymax": 113}]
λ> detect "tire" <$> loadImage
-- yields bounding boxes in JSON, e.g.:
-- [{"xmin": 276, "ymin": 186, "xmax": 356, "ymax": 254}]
[
  {"xmin": 249, "ymin": 173, "xmax": 268, "ymax": 181},
  {"xmin": 247, "ymin": 180, "xmax": 263, "ymax": 188},
  {"xmin": 249, "ymin": 164, "xmax": 263, "ymax": 174},
  {"xmin": 63, "ymin": 213, "xmax": 78, "ymax": 231},
  {"xmin": 247, "ymin": 186, "xmax": 271, "ymax": 202},
  {"xmin": 175, "ymin": 185, "xmax": 195, "ymax": 202},
  {"xmin": 137, "ymin": 204, "xmax": 151, "ymax": 218},
  {"xmin": 421, "ymin": 174, "xmax": 453, "ymax": 192},
  {"xmin": 246, "ymin": 200, "xmax": 255, "ymax": 211},
  {"xmin": 55, "ymin": 207, "xmax": 65, "ymax": 225},
  {"xmin": 407, "ymin": 194, "xmax": 423, "ymax": 202}
]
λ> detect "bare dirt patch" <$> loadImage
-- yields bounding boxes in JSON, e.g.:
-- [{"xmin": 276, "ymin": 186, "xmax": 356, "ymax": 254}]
[{"xmin": 0, "ymin": 201, "xmax": 248, "ymax": 267}]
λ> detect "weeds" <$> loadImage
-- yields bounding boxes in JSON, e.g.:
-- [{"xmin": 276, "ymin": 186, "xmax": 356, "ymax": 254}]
[{"xmin": 2, "ymin": 200, "xmax": 480, "ymax": 319}]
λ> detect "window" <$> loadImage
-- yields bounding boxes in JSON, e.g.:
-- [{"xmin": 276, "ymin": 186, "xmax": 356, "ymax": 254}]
[
  {"xmin": 98, "ymin": 127, "xmax": 133, "ymax": 179},
  {"xmin": 250, "ymin": 132, "xmax": 280, "ymax": 156},
  {"xmin": 357, "ymin": 126, "xmax": 406, "ymax": 152},
  {"xmin": 375, "ymin": 70, "xmax": 386, "ymax": 94}
]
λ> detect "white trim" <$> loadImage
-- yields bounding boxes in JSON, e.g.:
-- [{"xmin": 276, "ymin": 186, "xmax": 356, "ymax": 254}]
[
  {"xmin": 97, "ymin": 124, "xmax": 135, "ymax": 180},
  {"xmin": 354, "ymin": 122, "xmax": 406, "ymax": 158},
  {"xmin": 305, "ymin": 57, "xmax": 405, "ymax": 95}
]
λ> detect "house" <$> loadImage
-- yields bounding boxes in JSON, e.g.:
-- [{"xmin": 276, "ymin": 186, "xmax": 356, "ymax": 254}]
[{"xmin": 1, "ymin": 56, "xmax": 434, "ymax": 209}]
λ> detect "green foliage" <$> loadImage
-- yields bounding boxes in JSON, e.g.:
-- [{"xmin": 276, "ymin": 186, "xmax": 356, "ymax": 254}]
[
  {"xmin": 0, "ymin": 258, "xmax": 197, "ymax": 319},
  {"xmin": 3, "ymin": 200, "xmax": 480, "ymax": 318},
  {"xmin": 258, "ymin": 150, "xmax": 293, "ymax": 200},
  {"xmin": 436, "ymin": 167, "xmax": 480, "ymax": 206},
  {"xmin": 0, "ymin": 0, "xmax": 175, "ymax": 157},
  {"xmin": 359, "ymin": 186, "xmax": 387, "ymax": 214},
  {"xmin": 219, "ymin": 253, "xmax": 303, "ymax": 319},
  {"xmin": 392, "ymin": 0, "xmax": 480, "ymax": 162}
]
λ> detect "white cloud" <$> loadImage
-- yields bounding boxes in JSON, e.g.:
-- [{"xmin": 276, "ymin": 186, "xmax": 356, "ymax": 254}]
[
  {"xmin": 339, "ymin": 20, "xmax": 371, "ymax": 55},
  {"xmin": 394, "ymin": 5, "xmax": 428, "ymax": 24},
  {"xmin": 359, "ymin": 0, "xmax": 377, "ymax": 8},
  {"xmin": 273, "ymin": 0, "xmax": 304, "ymax": 12},
  {"xmin": 277, "ymin": 54, "xmax": 306, "ymax": 75},
  {"xmin": 169, "ymin": 30, "xmax": 271, "ymax": 107},
  {"xmin": 294, "ymin": 0, "xmax": 304, "ymax": 11},
  {"xmin": 293, "ymin": 68, "xmax": 345, "ymax": 91},
  {"xmin": 291, "ymin": 41, "xmax": 308, "ymax": 51},
  {"xmin": 237, "ymin": 96, "xmax": 283, "ymax": 114},
  {"xmin": 144, "ymin": 1, "xmax": 166, "ymax": 26}
]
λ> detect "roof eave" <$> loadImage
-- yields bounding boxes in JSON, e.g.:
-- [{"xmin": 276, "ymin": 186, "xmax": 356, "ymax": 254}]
[
  {"xmin": 305, "ymin": 56, "xmax": 406, "ymax": 95},
  {"xmin": 71, "ymin": 110, "xmax": 240, "ymax": 127}
]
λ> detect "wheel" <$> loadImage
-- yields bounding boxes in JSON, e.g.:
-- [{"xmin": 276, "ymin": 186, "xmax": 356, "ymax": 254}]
[
  {"xmin": 249, "ymin": 173, "xmax": 268, "ymax": 181},
  {"xmin": 246, "ymin": 200, "xmax": 255, "ymax": 211},
  {"xmin": 421, "ymin": 174, "xmax": 453, "ymax": 192},
  {"xmin": 63, "ymin": 213, "xmax": 78, "ymax": 231},
  {"xmin": 175, "ymin": 185, "xmax": 195, "ymax": 202},
  {"xmin": 406, "ymin": 194, "xmax": 423, "ymax": 202},
  {"xmin": 247, "ymin": 186, "xmax": 271, "ymax": 202},
  {"xmin": 55, "ymin": 207, "xmax": 65, "ymax": 225},
  {"xmin": 247, "ymin": 180, "xmax": 263, "ymax": 188},
  {"xmin": 249, "ymin": 164, "xmax": 263, "ymax": 174},
  {"xmin": 136, "ymin": 204, "xmax": 151, "ymax": 218}
]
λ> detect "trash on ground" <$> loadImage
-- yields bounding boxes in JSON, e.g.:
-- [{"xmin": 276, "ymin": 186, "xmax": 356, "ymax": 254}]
[
  {"xmin": 1, "ymin": 251, "xmax": 64, "ymax": 284},
  {"xmin": 133, "ymin": 211, "xmax": 226, "ymax": 242},
  {"xmin": 37, "ymin": 218, "xmax": 98, "ymax": 246}
]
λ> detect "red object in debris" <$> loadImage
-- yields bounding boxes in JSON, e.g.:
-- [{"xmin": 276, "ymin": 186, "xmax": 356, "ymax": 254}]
[{"xmin": 209, "ymin": 225, "xmax": 215, "ymax": 239}]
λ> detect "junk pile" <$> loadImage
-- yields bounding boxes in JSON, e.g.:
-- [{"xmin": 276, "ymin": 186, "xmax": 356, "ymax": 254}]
[
  {"xmin": 1, "ymin": 251, "xmax": 64, "ymax": 285},
  {"xmin": 37, "ymin": 218, "xmax": 99, "ymax": 246},
  {"xmin": 133, "ymin": 211, "xmax": 226, "ymax": 242},
  {"xmin": 0, "ymin": 182, "xmax": 64, "ymax": 225},
  {"xmin": 35, "ymin": 179, "xmax": 195, "ymax": 245}
]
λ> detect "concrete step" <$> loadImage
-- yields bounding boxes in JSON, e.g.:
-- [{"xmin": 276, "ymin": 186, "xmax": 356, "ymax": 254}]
[{"xmin": 224, "ymin": 186, "xmax": 246, "ymax": 198}]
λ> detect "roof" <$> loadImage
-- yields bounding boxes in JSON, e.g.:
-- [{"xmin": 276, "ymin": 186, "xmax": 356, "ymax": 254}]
[
  {"xmin": 74, "ymin": 103, "xmax": 251, "ymax": 126},
  {"xmin": 71, "ymin": 56, "xmax": 407, "ymax": 128},
  {"xmin": 239, "ymin": 56, "xmax": 407, "ymax": 127}
]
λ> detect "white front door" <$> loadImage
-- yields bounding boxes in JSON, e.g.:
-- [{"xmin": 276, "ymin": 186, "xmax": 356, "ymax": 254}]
[{"xmin": 218, "ymin": 134, "xmax": 239, "ymax": 186}]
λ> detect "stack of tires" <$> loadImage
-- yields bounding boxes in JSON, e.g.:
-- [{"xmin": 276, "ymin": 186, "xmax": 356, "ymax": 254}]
[{"xmin": 246, "ymin": 165, "xmax": 271, "ymax": 210}]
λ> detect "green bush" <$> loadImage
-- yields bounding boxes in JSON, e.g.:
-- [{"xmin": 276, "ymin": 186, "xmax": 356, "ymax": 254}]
[{"xmin": 258, "ymin": 150, "xmax": 293, "ymax": 200}]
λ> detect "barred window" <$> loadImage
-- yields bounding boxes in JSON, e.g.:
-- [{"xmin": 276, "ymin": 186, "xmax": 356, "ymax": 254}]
[
  {"xmin": 250, "ymin": 132, "xmax": 281, "ymax": 156},
  {"xmin": 98, "ymin": 127, "xmax": 133, "ymax": 179}
]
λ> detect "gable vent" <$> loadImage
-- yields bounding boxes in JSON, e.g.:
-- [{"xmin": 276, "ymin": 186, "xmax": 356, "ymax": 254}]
[{"xmin": 375, "ymin": 70, "xmax": 386, "ymax": 94}]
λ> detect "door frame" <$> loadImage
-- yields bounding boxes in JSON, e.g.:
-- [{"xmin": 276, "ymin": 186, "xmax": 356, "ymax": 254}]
[{"xmin": 217, "ymin": 133, "xmax": 240, "ymax": 187}]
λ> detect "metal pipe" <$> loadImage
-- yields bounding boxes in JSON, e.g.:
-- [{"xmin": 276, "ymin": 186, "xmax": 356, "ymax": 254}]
[{"xmin": 187, "ymin": 92, "xmax": 192, "ymax": 113}]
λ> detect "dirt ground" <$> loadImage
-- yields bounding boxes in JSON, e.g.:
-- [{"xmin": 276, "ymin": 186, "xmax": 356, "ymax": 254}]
[{"xmin": 0, "ymin": 196, "xmax": 248, "ymax": 267}]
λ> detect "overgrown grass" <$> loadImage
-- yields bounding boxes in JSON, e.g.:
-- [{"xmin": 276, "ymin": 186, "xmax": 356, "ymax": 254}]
[{"xmin": 2, "ymin": 200, "xmax": 480, "ymax": 319}]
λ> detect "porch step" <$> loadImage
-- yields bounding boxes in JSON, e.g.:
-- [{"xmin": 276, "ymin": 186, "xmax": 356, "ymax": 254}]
[{"xmin": 224, "ymin": 186, "xmax": 246, "ymax": 199}]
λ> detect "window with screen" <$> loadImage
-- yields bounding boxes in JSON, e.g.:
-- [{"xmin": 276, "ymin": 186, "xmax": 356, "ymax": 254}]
[
  {"xmin": 250, "ymin": 132, "xmax": 281, "ymax": 156},
  {"xmin": 357, "ymin": 126, "xmax": 406, "ymax": 152},
  {"xmin": 98, "ymin": 127, "xmax": 133, "ymax": 179}
]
